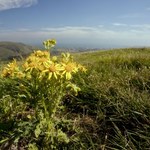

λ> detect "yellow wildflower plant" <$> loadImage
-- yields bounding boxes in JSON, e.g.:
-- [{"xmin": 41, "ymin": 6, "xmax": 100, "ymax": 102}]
[{"xmin": 0, "ymin": 39, "xmax": 87, "ymax": 148}]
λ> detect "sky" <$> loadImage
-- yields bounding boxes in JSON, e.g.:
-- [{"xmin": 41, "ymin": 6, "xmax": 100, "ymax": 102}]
[{"xmin": 0, "ymin": 0, "xmax": 150, "ymax": 48}]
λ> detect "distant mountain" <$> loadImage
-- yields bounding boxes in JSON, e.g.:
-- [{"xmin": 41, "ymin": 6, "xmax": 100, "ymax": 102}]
[{"xmin": 0, "ymin": 41, "xmax": 37, "ymax": 60}]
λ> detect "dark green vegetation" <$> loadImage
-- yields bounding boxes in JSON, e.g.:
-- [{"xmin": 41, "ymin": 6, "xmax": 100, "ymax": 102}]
[
  {"xmin": 0, "ymin": 42, "xmax": 36, "ymax": 60},
  {"xmin": 0, "ymin": 47, "xmax": 150, "ymax": 149}
]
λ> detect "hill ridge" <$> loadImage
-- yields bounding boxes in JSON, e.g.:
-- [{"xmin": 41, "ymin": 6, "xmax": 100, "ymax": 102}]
[{"xmin": 0, "ymin": 41, "xmax": 37, "ymax": 60}]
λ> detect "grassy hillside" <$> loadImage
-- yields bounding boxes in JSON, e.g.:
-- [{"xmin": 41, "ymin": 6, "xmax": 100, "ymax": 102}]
[
  {"xmin": 0, "ymin": 41, "xmax": 36, "ymax": 60},
  {"xmin": 0, "ymin": 47, "xmax": 150, "ymax": 149},
  {"xmin": 69, "ymin": 48, "xmax": 150, "ymax": 149}
]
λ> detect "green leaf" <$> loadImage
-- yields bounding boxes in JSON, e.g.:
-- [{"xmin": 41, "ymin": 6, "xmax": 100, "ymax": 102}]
[{"xmin": 34, "ymin": 124, "xmax": 41, "ymax": 138}]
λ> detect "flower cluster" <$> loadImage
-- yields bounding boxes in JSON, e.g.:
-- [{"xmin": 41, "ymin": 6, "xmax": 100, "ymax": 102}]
[{"xmin": 1, "ymin": 39, "xmax": 86, "ymax": 81}]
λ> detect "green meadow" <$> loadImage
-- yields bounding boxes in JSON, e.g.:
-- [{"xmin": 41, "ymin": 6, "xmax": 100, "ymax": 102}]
[{"xmin": 0, "ymin": 47, "xmax": 150, "ymax": 149}]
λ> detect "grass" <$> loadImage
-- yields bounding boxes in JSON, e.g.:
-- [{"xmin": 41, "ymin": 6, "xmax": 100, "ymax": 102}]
[
  {"xmin": 0, "ymin": 47, "xmax": 150, "ymax": 149},
  {"xmin": 68, "ymin": 47, "xmax": 150, "ymax": 149}
]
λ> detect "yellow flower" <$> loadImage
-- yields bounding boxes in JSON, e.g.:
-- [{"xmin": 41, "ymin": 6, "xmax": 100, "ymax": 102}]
[
  {"xmin": 16, "ymin": 71, "xmax": 25, "ymax": 78},
  {"xmin": 43, "ymin": 39, "xmax": 56, "ymax": 49},
  {"xmin": 23, "ymin": 56, "xmax": 40, "ymax": 72},
  {"xmin": 32, "ymin": 50, "xmax": 50, "ymax": 58},
  {"xmin": 7, "ymin": 59, "xmax": 18, "ymax": 70},
  {"xmin": 1, "ymin": 68, "xmax": 11, "ymax": 78},
  {"xmin": 61, "ymin": 53, "xmax": 73, "ymax": 63},
  {"xmin": 33, "ymin": 50, "xmax": 43, "ymax": 57},
  {"xmin": 23, "ymin": 61, "xmax": 38, "ymax": 72},
  {"xmin": 62, "ymin": 62, "xmax": 78, "ymax": 80},
  {"xmin": 48, "ymin": 39, "xmax": 56, "ymax": 47},
  {"xmin": 43, "ymin": 61, "xmax": 62, "ymax": 79},
  {"xmin": 1, "ymin": 59, "xmax": 19, "ymax": 78}
]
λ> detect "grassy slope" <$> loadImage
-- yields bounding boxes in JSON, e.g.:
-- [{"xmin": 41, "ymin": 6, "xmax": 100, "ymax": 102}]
[
  {"xmin": 0, "ymin": 42, "xmax": 36, "ymax": 60},
  {"xmin": 0, "ymin": 47, "xmax": 150, "ymax": 149},
  {"xmin": 66, "ymin": 48, "xmax": 150, "ymax": 149}
]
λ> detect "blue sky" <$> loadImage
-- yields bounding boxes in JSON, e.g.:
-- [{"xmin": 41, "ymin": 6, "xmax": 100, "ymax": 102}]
[{"xmin": 0, "ymin": 0, "xmax": 150, "ymax": 48}]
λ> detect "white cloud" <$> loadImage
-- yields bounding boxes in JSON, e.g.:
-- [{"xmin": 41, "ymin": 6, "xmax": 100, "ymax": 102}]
[
  {"xmin": 41, "ymin": 26, "xmax": 98, "ymax": 32},
  {"xmin": 112, "ymin": 23, "xmax": 127, "ymax": 26},
  {"xmin": 112, "ymin": 23, "xmax": 150, "ymax": 31},
  {"xmin": 1, "ymin": 25, "xmax": 150, "ymax": 48},
  {"xmin": 0, "ymin": 0, "xmax": 38, "ymax": 11}
]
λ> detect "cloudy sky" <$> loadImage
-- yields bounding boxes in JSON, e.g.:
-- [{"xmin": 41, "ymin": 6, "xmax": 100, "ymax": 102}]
[{"xmin": 0, "ymin": 0, "xmax": 150, "ymax": 48}]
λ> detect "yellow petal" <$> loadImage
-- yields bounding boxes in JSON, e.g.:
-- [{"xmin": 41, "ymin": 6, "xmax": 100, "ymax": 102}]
[
  {"xmin": 66, "ymin": 72, "xmax": 71, "ymax": 80},
  {"xmin": 54, "ymin": 72, "xmax": 58, "ymax": 79},
  {"xmin": 48, "ymin": 73, "xmax": 52, "ymax": 80}
]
